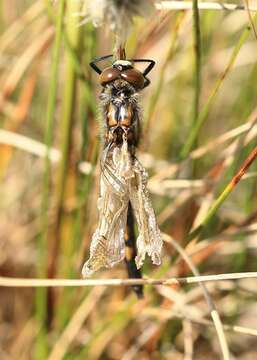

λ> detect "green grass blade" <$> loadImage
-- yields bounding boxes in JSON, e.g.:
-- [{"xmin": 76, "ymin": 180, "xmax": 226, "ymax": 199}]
[
  {"xmin": 36, "ymin": 0, "xmax": 66, "ymax": 358},
  {"xmin": 181, "ymin": 15, "xmax": 257, "ymax": 158}
]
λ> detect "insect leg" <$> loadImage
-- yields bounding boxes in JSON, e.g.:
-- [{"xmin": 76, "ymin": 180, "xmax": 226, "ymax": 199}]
[
  {"xmin": 128, "ymin": 59, "xmax": 156, "ymax": 76},
  {"xmin": 142, "ymin": 77, "xmax": 150, "ymax": 89},
  {"xmin": 90, "ymin": 54, "xmax": 113, "ymax": 74}
]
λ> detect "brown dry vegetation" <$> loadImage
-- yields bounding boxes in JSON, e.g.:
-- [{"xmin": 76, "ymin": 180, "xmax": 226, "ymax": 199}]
[{"xmin": 1, "ymin": 1, "xmax": 257, "ymax": 359}]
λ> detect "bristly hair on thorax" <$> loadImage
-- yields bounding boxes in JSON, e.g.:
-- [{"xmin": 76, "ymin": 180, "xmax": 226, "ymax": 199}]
[
  {"xmin": 99, "ymin": 79, "xmax": 142, "ymax": 148},
  {"xmin": 99, "ymin": 79, "xmax": 140, "ymax": 113}
]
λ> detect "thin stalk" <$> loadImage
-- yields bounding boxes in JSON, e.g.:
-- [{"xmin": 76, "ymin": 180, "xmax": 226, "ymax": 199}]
[
  {"xmin": 188, "ymin": 146, "xmax": 257, "ymax": 241},
  {"xmin": 73, "ymin": 21, "xmax": 97, "ymax": 271},
  {"xmin": 180, "ymin": 14, "xmax": 257, "ymax": 158},
  {"xmin": 0, "ymin": 2, "xmax": 4, "ymax": 33},
  {"xmin": 191, "ymin": 0, "xmax": 201, "ymax": 149},
  {"xmin": 50, "ymin": 0, "xmax": 83, "ymax": 329},
  {"xmin": 37, "ymin": 0, "xmax": 65, "ymax": 358},
  {"xmin": 158, "ymin": 1, "xmax": 257, "ymax": 12},
  {"xmin": 166, "ymin": 235, "xmax": 229, "ymax": 359},
  {"xmin": 245, "ymin": 0, "xmax": 257, "ymax": 40},
  {"xmin": 144, "ymin": 12, "xmax": 184, "ymax": 136},
  {"xmin": 4, "ymin": 272, "xmax": 257, "ymax": 287},
  {"xmin": 45, "ymin": 0, "xmax": 96, "ymax": 114}
]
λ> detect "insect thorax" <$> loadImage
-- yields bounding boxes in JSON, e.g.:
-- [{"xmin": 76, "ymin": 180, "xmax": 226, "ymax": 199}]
[{"xmin": 100, "ymin": 79, "xmax": 141, "ymax": 148}]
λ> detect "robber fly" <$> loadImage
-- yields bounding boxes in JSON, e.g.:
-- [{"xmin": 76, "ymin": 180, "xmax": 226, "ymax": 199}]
[{"xmin": 82, "ymin": 54, "xmax": 163, "ymax": 282}]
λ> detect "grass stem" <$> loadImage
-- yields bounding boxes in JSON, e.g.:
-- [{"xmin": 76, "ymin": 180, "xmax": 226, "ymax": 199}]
[{"xmin": 37, "ymin": 0, "xmax": 66, "ymax": 357}]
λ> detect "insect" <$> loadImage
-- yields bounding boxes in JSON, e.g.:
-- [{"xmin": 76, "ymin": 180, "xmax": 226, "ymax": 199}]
[{"xmin": 82, "ymin": 54, "xmax": 163, "ymax": 280}]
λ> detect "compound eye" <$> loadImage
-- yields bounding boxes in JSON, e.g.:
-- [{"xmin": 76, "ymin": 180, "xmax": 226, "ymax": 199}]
[
  {"xmin": 100, "ymin": 67, "xmax": 120, "ymax": 86},
  {"xmin": 121, "ymin": 68, "xmax": 145, "ymax": 89}
]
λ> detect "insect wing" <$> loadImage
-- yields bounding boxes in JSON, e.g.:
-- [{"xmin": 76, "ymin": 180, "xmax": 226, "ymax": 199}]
[
  {"xmin": 82, "ymin": 144, "xmax": 132, "ymax": 277},
  {"xmin": 129, "ymin": 159, "xmax": 163, "ymax": 269}
]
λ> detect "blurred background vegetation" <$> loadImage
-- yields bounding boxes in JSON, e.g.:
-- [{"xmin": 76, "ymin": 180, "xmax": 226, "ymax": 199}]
[{"xmin": 1, "ymin": 1, "xmax": 257, "ymax": 359}]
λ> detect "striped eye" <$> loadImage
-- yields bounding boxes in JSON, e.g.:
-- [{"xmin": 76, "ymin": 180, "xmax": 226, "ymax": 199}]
[
  {"xmin": 100, "ymin": 67, "xmax": 120, "ymax": 86},
  {"xmin": 121, "ymin": 68, "xmax": 145, "ymax": 89}
]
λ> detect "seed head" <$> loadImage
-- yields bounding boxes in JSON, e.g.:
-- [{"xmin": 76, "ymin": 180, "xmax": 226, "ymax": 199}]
[{"xmin": 75, "ymin": 0, "xmax": 158, "ymax": 44}]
